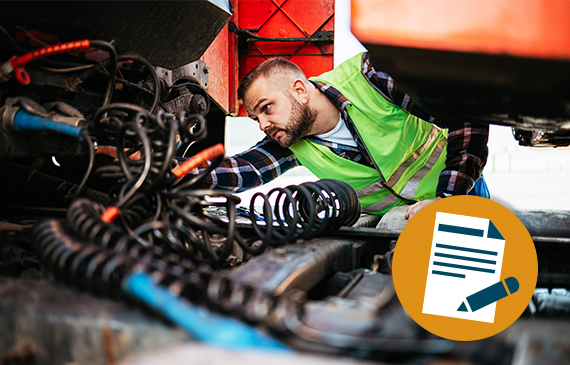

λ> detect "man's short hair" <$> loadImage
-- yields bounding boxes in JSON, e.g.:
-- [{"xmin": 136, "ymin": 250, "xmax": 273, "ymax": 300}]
[{"xmin": 237, "ymin": 58, "xmax": 305, "ymax": 102}]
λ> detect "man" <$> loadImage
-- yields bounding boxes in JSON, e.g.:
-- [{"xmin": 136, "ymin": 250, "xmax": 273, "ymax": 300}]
[{"xmin": 181, "ymin": 52, "xmax": 489, "ymax": 219}]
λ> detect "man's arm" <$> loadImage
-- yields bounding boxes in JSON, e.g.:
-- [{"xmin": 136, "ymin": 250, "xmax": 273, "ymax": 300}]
[
  {"xmin": 176, "ymin": 138, "xmax": 300, "ymax": 192},
  {"xmin": 363, "ymin": 53, "xmax": 489, "ymax": 196}
]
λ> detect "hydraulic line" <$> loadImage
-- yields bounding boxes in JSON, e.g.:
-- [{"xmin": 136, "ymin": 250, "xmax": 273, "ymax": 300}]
[
  {"xmin": 5, "ymin": 108, "xmax": 85, "ymax": 139},
  {"xmin": 2, "ymin": 39, "xmax": 91, "ymax": 85},
  {"xmin": 31, "ymin": 217, "xmax": 288, "ymax": 350},
  {"xmin": 0, "ymin": 39, "xmax": 117, "ymax": 106},
  {"xmin": 2, "ymin": 108, "xmax": 95, "ymax": 198}
]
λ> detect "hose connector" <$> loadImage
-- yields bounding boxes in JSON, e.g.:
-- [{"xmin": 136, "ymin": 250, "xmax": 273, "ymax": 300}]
[
  {"xmin": 3, "ymin": 107, "xmax": 85, "ymax": 140},
  {"xmin": 0, "ymin": 39, "xmax": 91, "ymax": 85}
]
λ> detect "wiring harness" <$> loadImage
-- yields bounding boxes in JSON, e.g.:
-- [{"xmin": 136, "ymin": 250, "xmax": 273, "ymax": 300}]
[{"xmin": 8, "ymin": 36, "xmax": 390, "ymax": 356}]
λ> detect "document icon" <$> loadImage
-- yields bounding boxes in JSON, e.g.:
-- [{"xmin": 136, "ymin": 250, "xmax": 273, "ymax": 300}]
[{"xmin": 422, "ymin": 212, "xmax": 505, "ymax": 323}]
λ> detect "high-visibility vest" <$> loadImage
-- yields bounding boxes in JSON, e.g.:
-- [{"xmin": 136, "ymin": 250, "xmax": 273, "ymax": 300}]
[{"xmin": 290, "ymin": 52, "xmax": 448, "ymax": 215}]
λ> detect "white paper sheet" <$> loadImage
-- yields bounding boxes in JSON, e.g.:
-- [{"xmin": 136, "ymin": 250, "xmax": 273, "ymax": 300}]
[{"xmin": 422, "ymin": 212, "xmax": 505, "ymax": 323}]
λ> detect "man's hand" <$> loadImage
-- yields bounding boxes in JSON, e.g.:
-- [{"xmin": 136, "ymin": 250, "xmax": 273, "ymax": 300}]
[{"xmin": 404, "ymin": 197, "xmax": 443, "ymax": 220}]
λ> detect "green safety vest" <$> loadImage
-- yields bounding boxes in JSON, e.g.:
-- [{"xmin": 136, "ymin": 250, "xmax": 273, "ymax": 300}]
[{"xmin": 289, "ymin": 52, "xmax": 448, "ymax": 215}]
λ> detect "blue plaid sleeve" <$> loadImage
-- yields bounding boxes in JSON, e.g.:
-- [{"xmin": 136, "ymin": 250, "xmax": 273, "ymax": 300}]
[{"xmin": 176, "ymin": 138, "xmax": 301, "ymax": 192}]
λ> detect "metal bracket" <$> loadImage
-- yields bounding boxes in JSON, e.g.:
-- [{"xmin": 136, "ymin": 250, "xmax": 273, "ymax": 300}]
[
  {"xmin": 155, "ymin": 60, "xmax": 210, "ymax": 89},
  {"xmin": 229, "ymin": 22, "xmax": 334, "ymax": 43}
]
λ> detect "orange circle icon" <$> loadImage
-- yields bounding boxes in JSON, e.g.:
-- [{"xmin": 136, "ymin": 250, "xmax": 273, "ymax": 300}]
[{"xmin": 393, "ymin": 196, "xmax": 537, "ymax": 341}]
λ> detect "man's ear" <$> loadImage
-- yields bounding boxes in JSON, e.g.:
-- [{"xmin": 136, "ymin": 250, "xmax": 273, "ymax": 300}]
[{"xmin": 291, "ymin": 79, "xmax": 309, "ymax": 104}]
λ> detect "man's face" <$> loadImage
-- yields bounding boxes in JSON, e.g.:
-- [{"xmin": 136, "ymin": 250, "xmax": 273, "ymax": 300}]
[{"xmin": 244, "ymin": 76, "xmax": 317, "ymax": 148}]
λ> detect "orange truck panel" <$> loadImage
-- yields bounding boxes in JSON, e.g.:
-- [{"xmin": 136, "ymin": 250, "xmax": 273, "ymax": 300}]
[{"xmin": 352, "ymin": 0, "xmax": 570, "ymax": 60}]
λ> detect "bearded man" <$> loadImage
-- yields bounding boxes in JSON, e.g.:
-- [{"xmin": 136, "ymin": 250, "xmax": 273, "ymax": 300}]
[{"xmin": 179, "ymin": 52, "xmax": 489, "ymax": 219}]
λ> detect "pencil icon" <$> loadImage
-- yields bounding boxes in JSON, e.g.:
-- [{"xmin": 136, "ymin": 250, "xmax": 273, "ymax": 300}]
[{"xmin": 457, "ymin": 277, "xmax": 519, "ymax": 312}]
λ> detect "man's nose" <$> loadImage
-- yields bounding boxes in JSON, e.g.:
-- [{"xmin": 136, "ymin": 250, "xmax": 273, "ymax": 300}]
[{"xmin": 258, "ymin": 116, "xmax": 271, "ymax": 131}]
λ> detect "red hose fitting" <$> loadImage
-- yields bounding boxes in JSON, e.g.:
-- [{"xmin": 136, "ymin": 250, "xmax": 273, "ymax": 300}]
[
  {"xmin": 16, "ymin": 39, "xmax": 91, "ymax": 65},
  {"xmin": 9, "ymin": 39, "xmax": 91, "ymax": 85},
  {"xmin": 9, "ymin": 56, "xmax": 30, "ymax": 85}
]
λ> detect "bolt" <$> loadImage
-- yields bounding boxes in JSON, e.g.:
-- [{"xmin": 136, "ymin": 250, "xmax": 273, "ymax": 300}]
[{"xmin": 190, "ymin": 95, "xmax": 207, "ymax": 115}]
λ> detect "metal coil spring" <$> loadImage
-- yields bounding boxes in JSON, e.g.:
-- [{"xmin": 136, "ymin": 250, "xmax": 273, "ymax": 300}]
[{"xmin": 249, "ymin": 179, "xmax": 361, "ymax": 246}]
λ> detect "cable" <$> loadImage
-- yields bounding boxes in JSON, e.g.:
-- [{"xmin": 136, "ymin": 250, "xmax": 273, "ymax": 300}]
[
  {"xmin": 42, "ymin": 64, "xmax": 94, "ymax": 73},
  {"xmin": 101, "ymin": 114, "xmax": 153, "ymax": 222},
  {"xmin": 7, "ymin": 39, "xmax": 91, "ymax": 84},
  {"xmin": 93, "ymin": 102, "xmax": 148, "ymax": 125},
  {"xmin": 75, "ymin": 131, "xmax": 96, "ymax": 197},
  {"xmin": 87, "ymin": 41, "xmax": 117, "ymax": 107},
  {"xmin": 72, "ymin": 54, "xmax": 159, "ymax": 112},
  {"xmin": 5, "ymin": 108, "xmax": 85, "ymax": 139},
  {"xmin": 117, "ymin": 55, "xmax": 160, "ymax": 113},
  {"xmin": 0, "ymin": 39, "xmax": 117, "ymax": 109}
]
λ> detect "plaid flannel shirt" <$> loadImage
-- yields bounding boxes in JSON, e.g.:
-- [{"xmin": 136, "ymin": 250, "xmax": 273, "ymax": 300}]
[{"xmin": 178, "ymin": 53, "xmax": 489, "ymax": 195}]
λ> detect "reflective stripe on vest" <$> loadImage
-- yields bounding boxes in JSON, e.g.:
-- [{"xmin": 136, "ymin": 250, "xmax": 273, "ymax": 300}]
[
  {"xmin": 359, "ymin": 133, "xmax": 446, "ymax": 213},
  {"xmin": 356, "ymin": 124, "xmax": 442, "ymax": 197}
]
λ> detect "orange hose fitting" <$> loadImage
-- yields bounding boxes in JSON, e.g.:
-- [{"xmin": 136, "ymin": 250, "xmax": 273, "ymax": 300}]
[
  {"xmin": 101, "ymin": 206, "xmax": 120, "ymax": 223},
  {"xmin": 172, "ymin": 143, "xmax": 225, "ymax": 178}
]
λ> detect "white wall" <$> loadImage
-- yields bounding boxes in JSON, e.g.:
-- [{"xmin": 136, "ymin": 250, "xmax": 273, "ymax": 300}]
[{"xmin": 334, "ymin": 0, "xmax": 367, "ymax": 67}]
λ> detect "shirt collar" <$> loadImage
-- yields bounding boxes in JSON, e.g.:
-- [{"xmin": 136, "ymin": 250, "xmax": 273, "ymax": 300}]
[
  {"xmin": 309, "ymin": 80, "xmax": 374, "ymax": 167},
  {"xmin": 310, "ymin": 80, "xmax": 351, "ymax": 121}
]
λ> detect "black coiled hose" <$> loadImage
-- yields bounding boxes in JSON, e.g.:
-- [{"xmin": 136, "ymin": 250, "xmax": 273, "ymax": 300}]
[
  {"xmin": 249, "ymin": 179, "xmax": 361, "ymax": 246},
  {"xmin": 66, "ymin": 198, "xmax": 197, "ymax": 262},
  {"xmin": 32, "ymin": 218, "xmax": 134, "ymax": 297},
  {"xmin": 94, "ymin": 106, "xmax": 208, "ymax": 222},
  {"xmin": 31, "ymin": 217, "xmax": 486, "ymax": 360},
  {"xmin": 31, "ymin": 216, "xmax": 274, "ymax": 323}
]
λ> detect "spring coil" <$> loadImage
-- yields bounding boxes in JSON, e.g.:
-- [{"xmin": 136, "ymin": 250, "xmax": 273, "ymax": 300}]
[
  {"xmin": 133, "ymin": 110, "xmax": 179, "ymax": 192},
  {"xmin": 249, "ymin": 179, "xmax": 361, "ymax": 246},
  {"xmin": 66, "ymin": 196, "xmax": 243, "ymax": 269}
]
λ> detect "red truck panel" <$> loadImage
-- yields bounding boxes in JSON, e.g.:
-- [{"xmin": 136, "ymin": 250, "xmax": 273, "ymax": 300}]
[
  {"xmin": 203, "ymin": 0, "xmax": 335, "ymax": 116},
  {"xmin": 237, "ymin": 0, "xmax": 334, "ymax": 115}
]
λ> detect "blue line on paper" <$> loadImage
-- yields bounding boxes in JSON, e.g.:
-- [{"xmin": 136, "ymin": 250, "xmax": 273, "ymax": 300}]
[
  {"xmin": 433, "ymin": 261, "xmax": 495, "ymax": 274},
  {"xmin": 438, "ymin": 224, "xmax": 484, "ymax": 237},
  {"xmin": 434, "ymin": 252, "xmax": 496, "ymax": 265},
  {"xmin": 435, "ymin": 244, "xmax": 497, "ymax": 256},
  {"xmin": 432, "ymin": 270, "xmax": 466, "ymax": 279}
]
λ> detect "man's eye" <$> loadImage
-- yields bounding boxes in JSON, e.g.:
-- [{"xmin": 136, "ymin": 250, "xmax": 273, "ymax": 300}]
[{"xmin": 262, "ymin": 104, "xmax": 270, "ymax": 112}]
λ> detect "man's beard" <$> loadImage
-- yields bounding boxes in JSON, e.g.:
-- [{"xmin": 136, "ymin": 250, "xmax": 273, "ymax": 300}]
[{"xmin": 266, "ymin": 96, "xmax": 317, "ymax": 148}]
